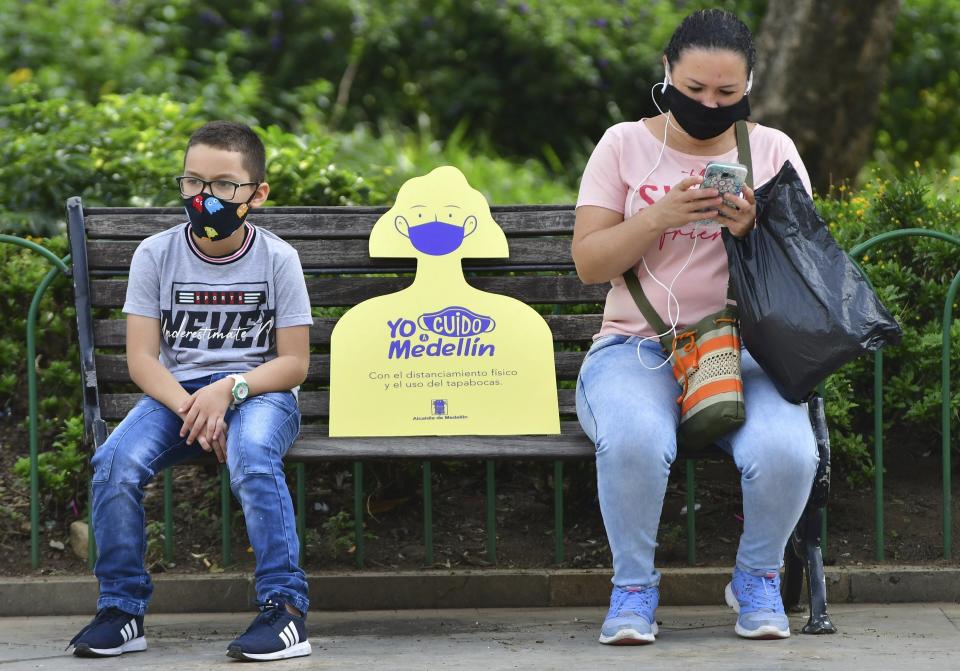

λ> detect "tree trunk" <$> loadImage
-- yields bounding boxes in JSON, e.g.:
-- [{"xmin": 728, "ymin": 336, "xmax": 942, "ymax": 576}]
[{"xmin": 752, "ymin": 0, "xmax": 902, "ymax": 194}]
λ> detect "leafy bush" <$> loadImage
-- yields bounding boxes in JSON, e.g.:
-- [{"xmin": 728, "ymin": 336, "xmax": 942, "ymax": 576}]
[
  {"xmin": 0, "ymin": 0, "xmax": 185, "ymax": 103},
  {"xmin": 335, "ymin": 120, "xmax": 576, "ymax": 205},
  {"xmin": 0, "ymin": 235, "xmax": 78, "ymax": 430},
  {"xmin": 817, "ymin": 173, "xmax": 960, "ymax": 482},
  {"xmin": 14, "ymin": 415, "xmax": 86, "ymax": 508},
  {"xmin": 0, "ymin": 84, "xmax": 580, "ymax": 237},
  {"xmin": 874, "ymin": 0, "xmax": 960, "ymax": 176},
  {"xmin": 0, "ymin": 88, "xmax": 379, "ymax": 235},
  {"xmin": 1, "ymin": 0, "xmax": 763, "ymax": 168}
]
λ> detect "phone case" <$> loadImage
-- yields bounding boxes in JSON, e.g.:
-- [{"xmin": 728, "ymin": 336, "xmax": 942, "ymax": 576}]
[{"xmin": 701, "ymin": 161, "xmax": 748, "ymax": 196}]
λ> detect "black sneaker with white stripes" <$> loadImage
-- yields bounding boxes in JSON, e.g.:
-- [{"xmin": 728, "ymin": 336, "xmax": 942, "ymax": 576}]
[
  {"xmin": 68, "ymin": 607, "xmax": 146, "ymax": 657},
  {"xmin": 227, "ymin": 600, "xmax": 311, "ymax": 661}
]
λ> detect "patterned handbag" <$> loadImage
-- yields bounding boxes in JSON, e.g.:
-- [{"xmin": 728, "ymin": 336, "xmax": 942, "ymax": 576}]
[{"xmin": 620, "ymin": 121, "xmax": 753, "ymax": 450}]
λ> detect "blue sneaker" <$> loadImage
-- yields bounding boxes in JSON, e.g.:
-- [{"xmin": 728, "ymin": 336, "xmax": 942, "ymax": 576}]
[
  {"xmin": 226, "ymin": 600, "xmax": 311, "ymax": 661},
  {"xmin": 68, "ymin": 607, "xmax": 146, "ymax": 657},
  {"xmin": 598, "ymin": 585, "xmax": 659, "ymax": 645},
  {"xmin": 724, "ymin": 567, "xmax": 791, "ymax": 639}
]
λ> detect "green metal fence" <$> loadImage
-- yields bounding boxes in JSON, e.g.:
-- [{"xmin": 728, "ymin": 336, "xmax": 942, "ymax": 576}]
[
  {"xmin": 9, "ymin": 228, "xmax": 959, "ymax": 570},
  {"xmin": 0, "ymin": 235, "xmax": 71, "ymax": 569},
  {"xmin": 847, "ymin": 229, "xmax": 960, "ymax": 561}
]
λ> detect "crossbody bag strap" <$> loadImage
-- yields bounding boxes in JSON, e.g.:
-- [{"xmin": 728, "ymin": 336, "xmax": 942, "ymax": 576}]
[
  {"xmin": 622, "ymin": 270, "xmax": 673, "ymax": 351},
  {"xmin": 623, "ymin": 121, "xmax": 751, "ymax": 340},
  {"xmin": 735, "ymin": 119, "xmax": 753, "ymax": 190}
]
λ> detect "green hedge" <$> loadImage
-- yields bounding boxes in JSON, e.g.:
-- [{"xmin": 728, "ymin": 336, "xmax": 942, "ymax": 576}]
[
  {"xmin": 875, "ymin": 0, "xmax": 960, "ymax": 174},
  {"xmin": 0, "ymin": 85, "xmax": 576, "ymax": 236},
  {"xmin": 0, "ymin": 87, "xmax": 379, "ymax": 234},
  {"xmin": 817, "ymin": 173, "xmax": 960, "ymax": 482},
  {"xmin": 1, "ymin": 0, "xmax": 760, "ymax": 168},
  {"xmin": 6, "ymin": 0, "xmax": 953, "ymax": 177}
]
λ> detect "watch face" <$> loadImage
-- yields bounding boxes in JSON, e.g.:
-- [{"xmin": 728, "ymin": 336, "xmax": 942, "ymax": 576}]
[{"xmin": 234, "ymin": 381, "xmax": 250, "ymax": 401}]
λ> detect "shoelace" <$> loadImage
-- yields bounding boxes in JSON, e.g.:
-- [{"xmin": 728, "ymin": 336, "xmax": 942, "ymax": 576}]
[
  {"xmin": 612, "ymin": 587, "xmax": 657, "ymax": 618},
  {"xmin": 67, "ymin": 607, "xmax": 127, "ymax": 649},
  {"xmin": 739, "ymin": 573, "xmax": 781, "ymax": 612},
  {"xmin": 241, "ymin": 600, "xmax": 286, "ymax": 634}
]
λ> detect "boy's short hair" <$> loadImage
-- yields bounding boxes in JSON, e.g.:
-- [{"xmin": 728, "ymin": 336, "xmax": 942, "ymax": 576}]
[{"xmin": 185, "ymin": 121, "xmax": 267, "ymax": 183}]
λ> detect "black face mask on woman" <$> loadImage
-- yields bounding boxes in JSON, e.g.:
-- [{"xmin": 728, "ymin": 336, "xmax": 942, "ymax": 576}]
[{"xmin": 662, "ymin": 84, "xmax": 751, "ymax": 140}]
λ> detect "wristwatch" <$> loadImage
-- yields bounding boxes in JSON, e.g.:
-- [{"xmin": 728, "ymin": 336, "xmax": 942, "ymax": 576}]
[{"xmin": 227, "ymin": 374, "xmax": 250, "ymax": 407}]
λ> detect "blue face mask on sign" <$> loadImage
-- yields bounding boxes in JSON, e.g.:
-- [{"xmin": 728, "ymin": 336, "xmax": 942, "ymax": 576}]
[{"xmin": 396, "ymin": 217, "xmax": 477, "ymax": 256}]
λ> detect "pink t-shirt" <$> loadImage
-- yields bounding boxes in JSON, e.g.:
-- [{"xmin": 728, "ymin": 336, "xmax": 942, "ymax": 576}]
[{"xmin": 576, "ymin": 119, "xmax": 812, "ymax": 339}]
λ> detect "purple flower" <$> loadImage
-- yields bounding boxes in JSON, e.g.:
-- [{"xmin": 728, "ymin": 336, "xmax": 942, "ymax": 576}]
[
  {"xmin": 591, "ymin": 18, "xmax": 609, "ymax": 29},
  {"xmin": 518, "ymin": 3, "xmax": 530, "ymax": 15},
  {"xmin": 199, "ymin": 10, "xmax": 225, "ymax": 27},
  {"xmin": 270, "ymin": 34, "xmax": 283, "ymax": 51},
  {"xmin": 272, "ymin": 9, "xmax": 284, "ymax": 21}
]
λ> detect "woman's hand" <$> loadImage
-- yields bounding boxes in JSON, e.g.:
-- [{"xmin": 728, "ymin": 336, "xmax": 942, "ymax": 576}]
[
  {"xmin": 717, "ymin": 185, "xmax": 757, "ymax": 238},
  {"xmin": 643, "ymin": 176, "xmax": 723, "ymax": 232}
]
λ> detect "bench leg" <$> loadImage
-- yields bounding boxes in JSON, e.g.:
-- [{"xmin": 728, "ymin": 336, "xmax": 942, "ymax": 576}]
[
  {"xmin": 782, "ymin": 524, "xmax": 805, "ymax": 613},
  {"xmin": 800, "ymin": 504, "xmax": 837, "ymax": 634},
  {"xmin": 296, "ymin": 463, "xmax": 306, "ymax": 566},
  {"xmin": 423, "ymin": 460, "xmax": 434, "ymax": 567},
  {"xmin": 354, "ymin": 461, "xmax": 364, "ymax": 569},
  {"xmin": 486, "ymin": 460, "xmax": 497, "ymax": 564}
]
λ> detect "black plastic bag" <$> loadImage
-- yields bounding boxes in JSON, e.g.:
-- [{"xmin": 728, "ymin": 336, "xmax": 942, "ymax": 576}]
[{"xmin": 722, "ymin": 161, "xmax": 903, "ymax": 403}]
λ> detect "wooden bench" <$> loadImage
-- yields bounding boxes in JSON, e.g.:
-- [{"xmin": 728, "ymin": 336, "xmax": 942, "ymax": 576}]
[{"xmin": 66, "ymin": 197, "xmax": 835, "ymax": 634}]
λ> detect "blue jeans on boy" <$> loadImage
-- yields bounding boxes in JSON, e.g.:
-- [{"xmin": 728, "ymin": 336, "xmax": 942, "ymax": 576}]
[
  {"xmin": 576, "ymin": 335, "xmax": 818, "ymax": 588},
  {"xmin": 90, "ymin": 373, "xmax": 308, "ymax": 616}
]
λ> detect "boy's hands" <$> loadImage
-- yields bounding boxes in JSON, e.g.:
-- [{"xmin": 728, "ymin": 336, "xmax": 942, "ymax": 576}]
[{"xmin": 179, "ymin": 378, "xmax": 234, "ymax": 463}]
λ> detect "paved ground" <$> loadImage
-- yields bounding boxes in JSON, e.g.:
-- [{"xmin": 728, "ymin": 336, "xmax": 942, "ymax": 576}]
[{"xmin": 1, "ymin": 604, "xmax": 958, "ymax": 670}]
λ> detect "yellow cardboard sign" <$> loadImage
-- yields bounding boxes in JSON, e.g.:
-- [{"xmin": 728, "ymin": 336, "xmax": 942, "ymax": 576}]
[{"xmin": 329, "ymin": 166, "xmax": 560, "ymax": 436}]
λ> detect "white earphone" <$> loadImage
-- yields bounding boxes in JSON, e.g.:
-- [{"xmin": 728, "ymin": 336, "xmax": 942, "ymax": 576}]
[{"xmin": 629, "ymin": 63, "xmax": 755, "ymax": 370}]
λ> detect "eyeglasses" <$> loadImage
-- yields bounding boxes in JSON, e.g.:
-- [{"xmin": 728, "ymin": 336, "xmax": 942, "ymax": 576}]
[{"xmin": 175, "ymin": 176, "xmax": 260, "ymax": 201}]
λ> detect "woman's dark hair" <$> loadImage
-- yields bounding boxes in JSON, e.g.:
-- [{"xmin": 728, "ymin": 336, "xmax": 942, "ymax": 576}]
[
  {"xmin": 186, "ymin": 121, "xmax": 267, "ymax": 183},
  {"xmin": 664, "ymin": 9, "xmax": 756, "ymax": 74}
]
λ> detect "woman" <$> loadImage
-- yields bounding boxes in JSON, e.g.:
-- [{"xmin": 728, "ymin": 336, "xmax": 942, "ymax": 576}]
[{"xmin": 573, "ymin": 9, "xmax": 818, "ymax": 644}]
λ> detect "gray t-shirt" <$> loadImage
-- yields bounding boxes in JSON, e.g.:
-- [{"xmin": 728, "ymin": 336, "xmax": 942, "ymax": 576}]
[{"xmin": 123, "ymin": 221, "xmax": 313, "ymax": 382}]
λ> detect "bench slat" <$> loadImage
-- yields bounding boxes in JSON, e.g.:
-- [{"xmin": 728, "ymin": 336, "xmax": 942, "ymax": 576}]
[
  {"xmin": 92, "ymin": 314, "xmax": 602, "ymax": 347},
  {"xmin": 285, "ymin": 422, "xmax": 593, "ymax": 460},
  {"xmin": 87, "ymin": 237, "xmax": 573, "ymax": 270},
  {"xmin": 84, "ymin": 209, "xmax": 575, "ymax": 239},
  {"xmin": 94, "ymin": 351, "xmax": 587, "ymax": 384},
  {"xmin": 100, "ymin": 389, "xmax": 578, "ymax": 420},
  {"xmin": 90, "ymin": 276, "xmax": 607, "ymax": 308}
]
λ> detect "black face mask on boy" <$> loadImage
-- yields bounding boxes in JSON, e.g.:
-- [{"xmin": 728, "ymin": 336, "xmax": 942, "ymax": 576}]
[
  {"xmin": 662, "ymin": 84, "xmax": 751, "ymax": 140},
  {"xmin": 183, "ymin": 193, "xmax": 254, "ymax": 241}
]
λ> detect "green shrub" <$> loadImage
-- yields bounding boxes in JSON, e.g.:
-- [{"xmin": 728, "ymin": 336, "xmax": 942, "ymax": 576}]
[
  {"xmin": 817, "ymin": 172, "xmax": 960, "ymax": 482},
  {"xmin": 27, "ymin": 0, "xmax": 757, "ymax": 167},
  {"xmin": 335, "ymin": 120, "xmax": 576, "ymax": 204},
  {"xmin": 874, "ymin": 0, "xmax": 960, "ymax": 175},
  {"xmin": 0, "ymin": 85, "xmax": 578, "ymax": 237},
  {"xmin": 0, "ymin": 88, "xmax": 378, "ymax": 235},
  {"xmin": 14, "ymin": 414, "xmax": 86, "ymax": 508},
  {"xmin": 0, "ymin": 235, "xmax": 78, "ymax": 431}
]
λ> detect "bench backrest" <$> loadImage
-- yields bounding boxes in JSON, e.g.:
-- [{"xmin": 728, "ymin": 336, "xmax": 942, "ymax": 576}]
[{"xmin": 66, "ymin": 204, "xmax": 607, "ymax": 433}]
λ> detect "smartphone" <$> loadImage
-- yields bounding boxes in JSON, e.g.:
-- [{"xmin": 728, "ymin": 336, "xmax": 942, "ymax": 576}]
[{"xmin": 696, "ymin": 161, "xmax": 748, "ymax": 226}]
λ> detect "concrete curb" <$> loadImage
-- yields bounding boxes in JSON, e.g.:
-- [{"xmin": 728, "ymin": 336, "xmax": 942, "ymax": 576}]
[{"xmin": 2, "ymin": 566, "xmax": 959, "ymax": 616}]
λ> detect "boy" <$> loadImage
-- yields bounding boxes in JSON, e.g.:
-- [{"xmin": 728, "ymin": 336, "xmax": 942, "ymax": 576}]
[{"xmin": 68, "ymin": 121, "xmax": 313, "ymax": 661}]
